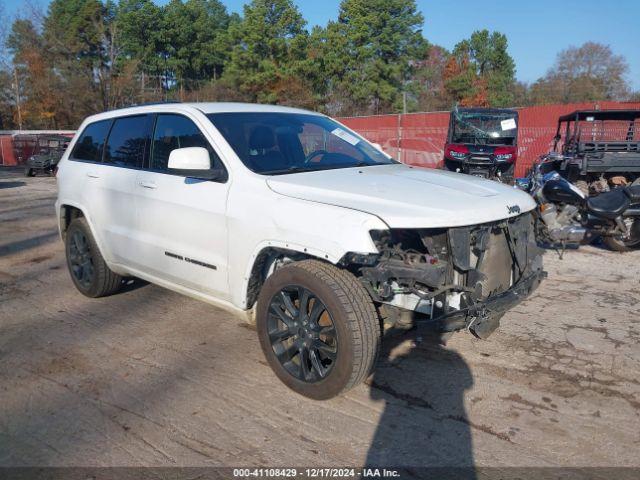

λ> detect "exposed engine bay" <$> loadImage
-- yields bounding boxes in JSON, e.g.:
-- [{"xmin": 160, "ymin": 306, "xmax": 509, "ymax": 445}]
[{"xmin": 343, "ymin": 213, "xmax": 545, "ymax": 339}]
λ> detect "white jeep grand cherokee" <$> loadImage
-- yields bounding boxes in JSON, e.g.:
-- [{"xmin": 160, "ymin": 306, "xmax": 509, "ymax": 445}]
[{"xmin": 56, "ymin": 102, "xmax": 544, "ymax": 399}]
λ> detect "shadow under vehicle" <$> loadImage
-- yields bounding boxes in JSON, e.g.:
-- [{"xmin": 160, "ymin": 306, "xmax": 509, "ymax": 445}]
[
  {"xmin": 22, "ymin": 135, "xmax": 71, "ymax": 177},
  {"xmin": 550, "ymin": 109, "xmax": 640, "ymax": 194},
  {"xmin": 442, "ymin": 107, "xmax": 518, "ymax": 183}
]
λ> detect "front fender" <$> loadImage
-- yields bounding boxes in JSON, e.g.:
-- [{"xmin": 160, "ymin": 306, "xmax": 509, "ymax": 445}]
[{"xmin": 227, "ymin": 183, "xmax": 389, "ymax": 310}]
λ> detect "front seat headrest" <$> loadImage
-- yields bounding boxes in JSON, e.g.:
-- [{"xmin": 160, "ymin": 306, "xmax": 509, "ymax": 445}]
[{"xmin": 249, "ymin": 126, "xmax": 276, "ymax": 150}]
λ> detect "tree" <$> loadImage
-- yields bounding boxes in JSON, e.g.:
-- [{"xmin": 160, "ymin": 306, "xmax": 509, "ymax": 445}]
[
  {"xmin": 44, "ymin": 0, "xmax": 109, "ymax": 62},
  {"xmin": 163, "ymin": 0, "xmax": 231, "ymax": 84},
  {"xmin": 6, "ymin": 18, "xmax": 63, "ymax": 128},
  {"xmin": 116, "ymin": 0, "xmax": 163, "ymax": 74},
  {"xmin": 443, "ymin": 52, "xmax": 483, "ymax": 107},
  {"xmin": 510, "ymin": 80, "xmax": 532, "ymax": 107},
  {"xmin": 321, "ymin": 0, "xmax": 427, "ymax": 115},
  {"xmin": 530, "ymin": 42, "xmax": 630, "ymax": 104},
  {"xmin": 414, "ymin": 44, "xmax": 452, "ymax": 111},
  {"xmin": 43, "ymin": 0, "xmax": 117, "ymax": 119},
  {"xmin": 446, "ymin": 30, "xmax": 515, "ymax": 107},
  {"xmin": 222, "ymin": 0, "xmax": 309, "ymax": 104}
]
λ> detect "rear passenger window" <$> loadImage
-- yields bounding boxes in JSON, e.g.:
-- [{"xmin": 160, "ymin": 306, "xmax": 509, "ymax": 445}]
[
  {"xmin": 71, "ymin": 120, "xmax": 111, "ymax": 162},
  {"xmin": 104, "ymin": 115, "xmax": 149, "ymax": 168},
  {"xmin": 150, "ymin": 114, "xmax": 223, "ymax": 172}
]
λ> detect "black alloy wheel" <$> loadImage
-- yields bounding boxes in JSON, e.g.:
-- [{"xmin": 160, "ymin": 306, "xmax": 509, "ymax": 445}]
[
  {"xmin": 256, "ymin": 260, "xmax": 381, "ymax": 400},
  {"xmin": 65, "ymin": 217, "xmax": 123, "ymax": 297},
  {"xmin": 68, "ymin": 229, "xmax": 95, "ymax": 289},
  {"xmin": 267, "ymin": 286, "xmax": 338, "ymax": 383}
]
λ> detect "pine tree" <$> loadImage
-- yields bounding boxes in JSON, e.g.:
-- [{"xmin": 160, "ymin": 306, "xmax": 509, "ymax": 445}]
[{"xmin": 322, "ymin": 0, "xmax": 427, "ymax": 115}]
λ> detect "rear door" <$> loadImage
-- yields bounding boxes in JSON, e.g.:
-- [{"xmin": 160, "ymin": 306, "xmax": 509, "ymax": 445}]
[
  {"xmin": 68, "ymin": 117, "xmax": 149, "ymax": 266},
  {"xmin": 132, "ymin": 113, "xmax": 231, "ymax": 299},
  {"xmin": 91, "ymin": 115, "xmax": 152, "ymax": 266}
]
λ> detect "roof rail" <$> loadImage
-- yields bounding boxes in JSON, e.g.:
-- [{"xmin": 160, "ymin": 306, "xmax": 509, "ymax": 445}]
[
  {"xmin": 131, "ymin": 100, "xmax": 182, "ymax": 107},
  {"xmin": 107, "ymin": 100, "xmax": 182, "ymax": 112}
]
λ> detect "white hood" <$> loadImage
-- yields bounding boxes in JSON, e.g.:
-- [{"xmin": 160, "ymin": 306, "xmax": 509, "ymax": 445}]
[{"xmin": 266, "ymin": 163, "xmax": 536, "ymax": 228}]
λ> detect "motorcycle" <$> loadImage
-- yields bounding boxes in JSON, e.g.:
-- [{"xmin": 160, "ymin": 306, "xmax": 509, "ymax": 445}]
[{"xmin": 516, "ymin": 154, "xmax": 640, "ymax": 252}]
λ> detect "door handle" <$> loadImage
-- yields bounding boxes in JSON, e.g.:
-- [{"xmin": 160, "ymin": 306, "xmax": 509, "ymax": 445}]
[
  {"xmin": 86, "ymin": 172, "xmax": 100, "ymax": 178},
  {"xmin": 138, "ymin": 181, "xmax": 157, "ymax": 189}
]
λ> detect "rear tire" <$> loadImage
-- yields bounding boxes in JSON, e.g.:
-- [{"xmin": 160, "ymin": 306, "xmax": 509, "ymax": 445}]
[
  {"xmin": 65, "ymin": 217, "xmax": 123, "ymax": 297},
  {"xmin": 256, "ymin": 260, "xmax": 381, "ymax": 400},
  {"xmin": 25, "ymin": 168, "xmax": 35, "ymax": 177},
  {"xmin": 603, "ymin": 218, "xmax": 640, "ymax": 252}
]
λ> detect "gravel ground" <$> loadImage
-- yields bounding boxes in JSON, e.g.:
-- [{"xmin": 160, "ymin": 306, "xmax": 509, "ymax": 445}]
[{"xmin": 0, "ymin": 167, "xmax": 639, "ymax": 468}]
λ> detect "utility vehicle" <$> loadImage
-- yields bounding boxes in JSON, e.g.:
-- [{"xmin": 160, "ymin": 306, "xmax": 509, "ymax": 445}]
[
  {"xmin": 442, "ymin": 107, "xmax": 518, "ymax": 182},
  {"xmin": 24, "ymin": 134, "xmax": 70, "ymax": 177},
  {"xmin": 550, "ymin": 110, "xmax": 640, "ymax": 193}
]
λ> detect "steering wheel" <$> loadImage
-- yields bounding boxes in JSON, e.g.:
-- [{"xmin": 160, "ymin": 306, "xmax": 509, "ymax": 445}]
[{"xmin": 304, "ymin": 150, "xmax": 329, "ymax": 164}]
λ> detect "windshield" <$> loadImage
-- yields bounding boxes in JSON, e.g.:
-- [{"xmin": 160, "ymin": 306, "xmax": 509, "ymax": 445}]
[
  {"xmin": 451, "ymin": 111, "xmax": 517, "ymax": 146},
  {"xmin": 207, "ymin": 112, "xmax": 396, "ymax": 175}
]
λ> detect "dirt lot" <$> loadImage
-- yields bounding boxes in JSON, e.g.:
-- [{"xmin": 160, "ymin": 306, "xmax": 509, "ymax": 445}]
[{"xmin": 1, "ymin": 167, "xmax": 639, "ymax": 468}]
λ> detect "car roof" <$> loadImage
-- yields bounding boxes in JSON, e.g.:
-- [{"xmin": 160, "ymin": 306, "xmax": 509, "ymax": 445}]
[
  {"xmin": 188, "ymin": 102, "xmax": 317, "ymax": 115},
  {"xmin": 81, "ymin": 102, "xmax": 321, "ymax": 125}
]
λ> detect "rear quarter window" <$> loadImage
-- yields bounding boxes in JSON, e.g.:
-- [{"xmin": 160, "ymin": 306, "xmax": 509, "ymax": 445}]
[{"xmin": 71, "ymin": 120, "xmax": 112, "ymax": 162}]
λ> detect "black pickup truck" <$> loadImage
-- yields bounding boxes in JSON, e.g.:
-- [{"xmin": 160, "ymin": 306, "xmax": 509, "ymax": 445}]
[{"xmin": 551, "ymin": 110, "xmax": 640, "ymax": 193}]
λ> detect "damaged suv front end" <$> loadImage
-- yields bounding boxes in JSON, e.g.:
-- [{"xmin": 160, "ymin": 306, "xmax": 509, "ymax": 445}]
[{"xmin": 344, "ymin": 212, "xmax": 545, "ymax": 339}]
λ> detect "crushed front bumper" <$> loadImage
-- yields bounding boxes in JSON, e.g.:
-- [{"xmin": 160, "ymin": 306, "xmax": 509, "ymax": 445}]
[{"xmin": 429, "ymin": 269, "xmax": 546, "ymax": 339}]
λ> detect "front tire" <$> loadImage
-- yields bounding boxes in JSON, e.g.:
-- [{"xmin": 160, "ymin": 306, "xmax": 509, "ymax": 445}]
[
  {"xmin": 256, "ymin": 260, "xmax": 381, "ymax": 400},
  {"xmin": 443, "ymin": 159, "xmax": 462, "ymax": 173},
  {"xmin": 65, "ymin": 218, "xmax": 123, "ymax": 297},
  {"xmin": 25, "ymin": 167, "xmax": 35, "ymax": 177}
]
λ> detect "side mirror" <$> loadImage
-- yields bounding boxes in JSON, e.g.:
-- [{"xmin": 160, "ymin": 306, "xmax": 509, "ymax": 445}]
[
  {"xmin": 169, "ymin": 147, "xmax": 211, "ymax": 170},
  {"xmin": 168, "ymin": 147, "xmax": 225, "ymax": 181}
]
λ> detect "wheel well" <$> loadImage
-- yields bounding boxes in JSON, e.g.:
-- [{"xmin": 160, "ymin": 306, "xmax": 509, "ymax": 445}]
[
  {"xmin": 60, "ymin": 205, "xmax": 84, "ymax": 239},
  {"xmin": 246, "ymin": 247, "xmax": 323, "ymax": 310}
]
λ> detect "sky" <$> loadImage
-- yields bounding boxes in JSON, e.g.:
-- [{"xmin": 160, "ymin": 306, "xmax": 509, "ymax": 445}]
[{"xmin": 5, "ymin": 0, "xmax": 640, "ymax": 89}]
